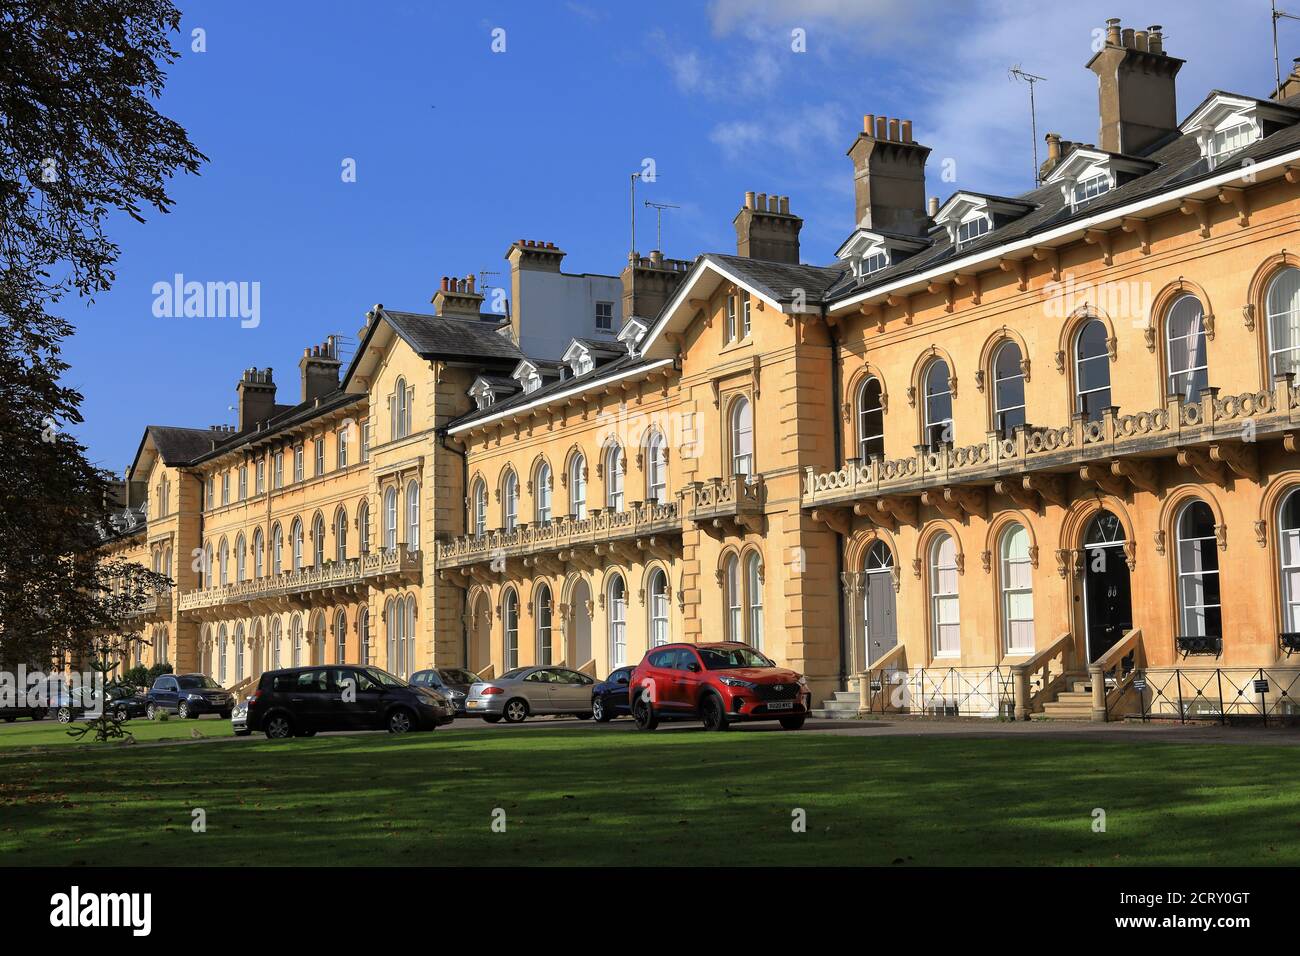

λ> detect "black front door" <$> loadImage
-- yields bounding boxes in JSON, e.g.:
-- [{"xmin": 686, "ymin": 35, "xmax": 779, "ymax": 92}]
[{"xmin": 1084, "ymin": 544, "xmax": 1132, "ymax": 662}]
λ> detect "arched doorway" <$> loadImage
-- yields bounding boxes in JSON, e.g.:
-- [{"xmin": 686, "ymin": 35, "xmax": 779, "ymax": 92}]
[
  {"xmin": 1082, "ymin": 510, "xmax": 1132, "ymax": 662},
  {"xmin": 569, "ymin": 578, "xmax": 592, "ymax": 668},
  {"xmin": 862, "ymin": 540, "xmax": 897, "ymax": 667}
]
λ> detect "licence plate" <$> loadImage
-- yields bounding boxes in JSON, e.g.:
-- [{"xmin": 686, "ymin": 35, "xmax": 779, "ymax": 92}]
[
  {"xmin": 766, "ymin": 700, "xmax": 794, "ymax": 711},
  {"xmin": 467, "ymin": 700, "xmax": 485, "ymax": 708}
]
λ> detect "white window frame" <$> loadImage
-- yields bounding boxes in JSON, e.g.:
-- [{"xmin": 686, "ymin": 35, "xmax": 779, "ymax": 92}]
[
  {"xmin": 929, "ymin": 533, "xmax": 961, "ymax": 659},
  {"xmin": 999, "ymin": 524, "xmax": 1035, "ymax": 656}
]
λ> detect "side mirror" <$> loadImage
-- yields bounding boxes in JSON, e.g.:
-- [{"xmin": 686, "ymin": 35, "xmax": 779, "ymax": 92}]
[{"xmin": 687, "ymin": 662, "xmax": 701, "ymax": 673}]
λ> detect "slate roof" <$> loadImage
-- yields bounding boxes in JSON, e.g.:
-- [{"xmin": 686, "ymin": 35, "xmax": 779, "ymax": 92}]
[
  {"xmin": 146, "ymin": 426, "xmax": 219, "ymax": 465},
  {"xmin": 704, "ymin": 253, "xmax": 848, "ymax": 304},
  {"xmin": 382, "ymin": 309, "xmax": 522, "ymax": 363}
]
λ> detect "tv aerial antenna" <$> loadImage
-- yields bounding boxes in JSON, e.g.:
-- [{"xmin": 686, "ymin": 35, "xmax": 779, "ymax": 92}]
[
  {"xmin": 643, "ymin": 200, "xmax": 680, "ymax": 252},
  {"xmin": 1274, "ymin": 1, "xmax": 1300, "ymax": 94},
  {"xmin": 1009, "ymin": 66, "xmax": 1048, "ymax": 186}
]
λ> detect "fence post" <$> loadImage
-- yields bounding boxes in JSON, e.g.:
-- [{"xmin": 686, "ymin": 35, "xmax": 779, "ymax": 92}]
[
  {"xmin": 1216, "ymin": 669, "xmax": 1226, "ymax": 726},
  {"xmin": 1012, "ymin": 664, "xmax": 1030, "ymax": 720},
  {"xmin": 1176, "ymin": 668, "xmax": 1186, "ymax": 724},
  {"xmin": 857, "ymin": 669, "xmax": 871, "ymax": 716}
]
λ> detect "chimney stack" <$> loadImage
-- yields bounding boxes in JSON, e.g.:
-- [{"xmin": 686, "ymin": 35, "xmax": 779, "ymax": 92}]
[
  {"xmin": 1087, "ymin": 19, "xmax": 1184, "ymax": 155},
  {"xmin": 504, "ymin": 239, "xmax": 567, "ymax": 345},
  {"xmin": 733, "ymin": 191, "xmax": 802, "ymax": 263},
  {"xmin": 847, "ymin": 113, "xmax": 931, "ymax": 236},
  {"xmin": 621, "ymin": 250, "xmax": 691, "ymax": 319},
  {"xmin": 1277, "ymin": 57, "xmax": 1300, "ymax": 101},
  {"xmin": 299, "ymin": 336, "xmax": 341, "ymax": 404},
  {"xmin": 236, "ymin": 367, "xmax": 276, "ymax": 431},
  {"xmin": 432, "ymin": 273, "xmax": 487, "ymax": 319}
]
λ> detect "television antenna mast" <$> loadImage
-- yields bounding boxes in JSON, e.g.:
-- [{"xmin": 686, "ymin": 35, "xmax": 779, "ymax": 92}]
[
  {"xmin": 1273, "ymin": 1, "xmax": 1300, "ymax": 94},
  {"xmin": 643, "ymin": 200, "xmax": 680, "ymax": 252},
  {"xmin": 1009, "ymin": 66, "xmax": 1048, "ymax": 186}
]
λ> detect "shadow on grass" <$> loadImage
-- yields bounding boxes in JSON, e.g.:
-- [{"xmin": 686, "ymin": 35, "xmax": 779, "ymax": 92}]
[{"xmin": 2, "ymin": 729, "xmax": 1298, "ymax": 866}]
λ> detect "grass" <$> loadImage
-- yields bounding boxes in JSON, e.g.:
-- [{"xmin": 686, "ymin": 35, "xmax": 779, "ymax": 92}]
[
  {"xmin": 0, "ymin": 715, "xmax": 233, "ymax": 750},
  {"xmin": 1, "ymin": 723, "xmax": 1298, "ymax": 866}
]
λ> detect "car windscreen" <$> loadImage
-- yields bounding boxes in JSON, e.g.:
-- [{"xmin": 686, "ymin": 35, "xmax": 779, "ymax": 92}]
[
  {"xmin": 440, "ymin": 669, "xmax": 476, "ymax": 684},
  {"xmin": 178, "ymin": 675, "xmax": 220, "ymax": 689},
  {"xmin": 361, "ymin": 667, "xmax": 407, "ymax": 687},
  {"xmin": 499, "ymin": 668, "xmax": 528, "ymax": 681},
  {"xmin": 699, "ymin": 647, "xmax": 775, "ymax": 670}
]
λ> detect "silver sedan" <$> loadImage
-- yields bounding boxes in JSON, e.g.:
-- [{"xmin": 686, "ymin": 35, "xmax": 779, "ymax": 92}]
[{"xmin": 464, "ymin": 667, "xmax": 596, "ymax": 723}]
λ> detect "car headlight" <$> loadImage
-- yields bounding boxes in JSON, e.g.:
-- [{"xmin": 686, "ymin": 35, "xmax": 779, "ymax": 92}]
[
  {"xmin": 719, "ymin": 676, "xmax": 756, "ymax": 689},
  {"xmin": 797, "ymin": 675, "xmax": 808, "ymax": 687},
  {"xmin": 186, "ymin": 693, "xmax": 204, "ymax": 700}
]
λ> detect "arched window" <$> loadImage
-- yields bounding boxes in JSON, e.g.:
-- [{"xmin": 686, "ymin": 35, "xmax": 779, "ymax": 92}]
[
  {"xmin": 335, "ymin": 507, "xmax": 348, "ymax": 562},
  {"xmin": 406, "ymin": 480, "xmax": 420, "ymax": 551},
  {"xmin": 234, "ymin": 622, "xmax": 245, "ymax": 681},
  {"xmin": 291, "ymin": 615, "xmax": 305, "ymax": 666},
  {"xmin": 271, "ymin": 617, "xmax": 282, "ymax": 669},
  {"xmin": 157, "ymin": 626, "xmax": 169, "ymax": 664},
  {"xmin": 384, "ymin": 487, "xmax": 398, "ymax": 551},
  {"xmin": 271, "ymin": 523, "xmax": 284, "ymax": 574},
  {"xmin": 204, "ymin": 543, "xmax": 213, "ymax": 588},
  {"xmin": 358, "ymin": 608, "xmax": 370, "ymax": 666},
  {"xmin": 929, "ymin": 533, "xmax": 960, "ymax": 658},
  {"xmin": 605, "ymin": 445, "xmax": 624, "ymax": 510},
  {"xmin": 646, "ymin": 432, "xmax": 667, "ymax": 503},
  {"xmin": 999, "ymin": 523, "xmax": 1034, "ymax": 655},
  {"xmin": 252, "ymin": 528, "xmax": 264, "ymax": 579},
  {"xmin": 535, "ymin": 463, "xmax": 552, "ymax": 523},
  {"xmin": 358, "ymin": 500, "xmax": 371, "ymax": 555},
  {"xmin": 311, "ymin": 613, "xmax": 326, "ymax": 666},
  {"xmin": 1279, "ymin": 490, "xmax": 1300, "ymax": 632},
  {"xmin": 730, "ymin": 398, "xmax": 753, "ymax": 476},
  {"xmin": 503, "ymin": 470, "xmax": 519, "ymax": 531},
  {"xmin": 923, "ymin": 360, "xmax": 953, "ymax": 451},
  {"xmin": 217, "ymin": 624, "xmax": 228, "ymax": 683},
  {"xmin": 649, "ymin": 569, "xmax": 669, "ymax": 646},
  {"xmin": 1176, "ymin": 501, "xmax": 1221, "ymax": 643},
  {"xmin": 724, "ymin": 554, "xmax": 742, "ymax": 642},
  {"xmin": 1166, "ymin": 295, "xmax": 1208, "ymax": 401},
  {"xmin": 334, "ymin": 609, "xmax": 347, "ymax": 663},
  {"xmin": 392, "ymin": 376, "xmax": 412, "ymax": 440},
  {"xmin": 535, "ymin": 583, "xmax": 553, "ymax": 666},
  {"xmin": 570, "ymin": 453, "xmax": 587, "ymax": 519},
  {"xmin": 405, "ymin": 596, "xmax": 416, "ymax": 676},
  {"xmin": 218, "ymin": 538, "xmax": 229, "ymax": 587},
  {"xmin": 1074, "ymin": 319, "xmax": 1111, "ymax": 422},
  {"xmin": 503, "ymin": 588, "xmax": 519, "ymax": 671},
  {"xmin": 161, "ymin": 546, "xmax": 172, "ymax": 578},
  {"xmin": 291, "ymin": 518, "xmax": 304, "ymax": 572},
  {"xmin": 1267, "ymin": 267, "xmax": 1300, "ymax": 380},
  {"xmin": 607, "ymin": 574, "xmax": 627, "ymax": 667},
  {"xmin": 311, "ymin": 513, "xmax": 325, "ymax": 565},
  {"xmin": 234, "ymin": 534, "xmax": 246, "ymax": 582},
  {"xmin": 472, "ymin": 479, "xmax": 488, "ymax": 536},
  {"xmin": 857, "ymin": 377, "xmax": 884, "ymax": 461},
  {"xmin": 992, "ymin": 342, "xmax": 1026, "ymax": 436},
  {"xmin": 745, "ymin": 553, "xmax": 764, "ymax": 650}
]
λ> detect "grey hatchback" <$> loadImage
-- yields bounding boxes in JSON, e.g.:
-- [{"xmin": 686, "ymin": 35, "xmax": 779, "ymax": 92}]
[{"xmin": 464, "ymin": 666, "xmax": 595, "ymax": 723}]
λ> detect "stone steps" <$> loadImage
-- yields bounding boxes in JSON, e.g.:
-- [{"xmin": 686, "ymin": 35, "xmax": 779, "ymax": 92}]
[{"xmin": 811, "ymin": 689, "xmax": 862, "ymax": 719}]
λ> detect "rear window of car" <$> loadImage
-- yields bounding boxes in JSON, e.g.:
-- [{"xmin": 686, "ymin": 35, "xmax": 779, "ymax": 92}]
[
  {"xmin": 439, "ymin": 669, "xmax": 476, "ymax": 684},
  {"xmin": 500, "ymin": 668, "xmax": 527, "ymax": 680}
]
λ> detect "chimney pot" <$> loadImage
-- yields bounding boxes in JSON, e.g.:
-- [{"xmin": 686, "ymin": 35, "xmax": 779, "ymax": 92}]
[
  {"xmin": 744, "ymin": 190, "xmax": 755, "ymax": 209},
  {"xmin": 755, "ymin": 192, "xmax": 767, "ymax": 211},
  {"xmin": 901, "ymin": 119, "xmax": 913, "ymax": 143},
  {"xmin": 887, "ymin": 117, "xmax": 900, "ymax": 142},
  {"xmin": 1135, "ymin": 29, "xmax": 1148, "ymax": 52},
  {"xmin": 927, "ymin": 196, "xmax": 939, "ymax": 217},
  {"xmin": 863, "ymin": 113, "xmax": 875, "ymax": 134},
  {"xmin": 1106, "ymin": 18, "xmax": 1121, "ymax": 45},
  {"xmin": 875, "ymin": 116, "xmax": 888, "ymax": 139},
  {"xmin": 1121, "ymin": 27, "xmax": 1135, "ymax": 48},
  {"xmin": 779, "ymin": 195, "xmax": 789, "ymax": 215},
  {"xmin": 1149, "ymin": 25, "xmax": 1164, "ymax": 54}
]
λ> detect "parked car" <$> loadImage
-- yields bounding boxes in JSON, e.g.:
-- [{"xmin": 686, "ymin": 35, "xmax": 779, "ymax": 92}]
[
  {"xmin": 104, "ymin": 683, "xmax": 150, "ymax": 721},
  {"xmin": 0, "ymin": 703, "xmax": 47, "ymax": 722},
  {"xmin": 246, "ymin": 665, "xmax": 454, "ymax": 739},
  {"xmin": 410, "ymin": 667, "xmax": 479, "ymax": 714},
  {"xmin": 49, "ymin": 683, "xmax": 99, "ymax": 723},
  {"xmin": 592, "ymin": 666, "xmax": 635, "ymax": 722},
  {"xmin": 146, "ymin": 673, "xmax": 234, "ymax": 719},
  {"xmin": 465, "ymin": 667, "xmax": 595, "ymax": 723},
  {"xmin": 628, "ymin": 642, "xmax": 811, "ymax": 732},
  {"xmin": 231, "ymin": 698, "xmax": 250, "ymax": 736}
]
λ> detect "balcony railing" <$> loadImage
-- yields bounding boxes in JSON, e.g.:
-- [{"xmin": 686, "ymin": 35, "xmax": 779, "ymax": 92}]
[
  {"xmin": 682, "ymin": 475, "xmax": 766, "ymax": 533},
  {"xmin": 436, "ymin": 500, "xmax": 680, "ymax": 570},
  {"xmin": 177, "ymin": 549, "xmax": 422, "ymax": 612},
  {"xmin": 124, "ymin": 588, "xmax": 173, "ymax": 620},
  {"xmin": 803, "ymin": 381, "xmax": 1300, "ymax": 509}
]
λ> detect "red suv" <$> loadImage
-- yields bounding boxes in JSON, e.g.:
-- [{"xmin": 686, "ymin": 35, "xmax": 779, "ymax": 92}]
[{"xmin": 628, "ymin": 642, "xmax": 811, "ymax": 731}]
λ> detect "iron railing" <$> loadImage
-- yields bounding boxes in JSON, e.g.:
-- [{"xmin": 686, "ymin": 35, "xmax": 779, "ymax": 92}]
[
  {"xmin": 860, "ymin": 665, "xmax": 1016, "ymax": 719},
  {"xmin": 1121, "ymin": 667, "xmax": 1300, "ymax": 725}
]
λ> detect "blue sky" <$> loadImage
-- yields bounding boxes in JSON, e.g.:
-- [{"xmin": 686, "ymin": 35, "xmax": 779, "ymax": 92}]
[{"xmin": 69, "ymin": 0, "xmax": 1281, "ymax": 470}]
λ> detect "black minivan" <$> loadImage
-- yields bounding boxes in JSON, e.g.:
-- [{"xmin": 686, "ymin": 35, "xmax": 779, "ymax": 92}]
[{"xmin": 246, "ymin": 665, "xmax": 454, "ymax": 739}]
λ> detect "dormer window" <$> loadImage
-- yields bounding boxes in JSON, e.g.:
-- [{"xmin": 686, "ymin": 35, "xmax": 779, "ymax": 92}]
[
  {"xmin": 1207, "ymin": 121, "xmax": 1253, "ymax": 166},
  {"xmin": 523, "ymin": 372, "xmax": 541, "ymax": 394},
  {"xmin": 576, "ymin": 353, "xmax": 593, "ymax": 375},
  {"xmin": 856, "ymin": 250, "xmax": 889, "ymax": 279},
  {"xmin": 955, "ymin": 215, "xmax": 990, "ymax": 250},
  {"xmin": 478, "ymin": 391, "xmax": 494, "ymax": 410},
  {"xmin": 1071, "ymin": 173, "xmax": 1111, "ymax": 210},
  {"xmin": 834, "ymin": 228, "xmax": 924, "ymax": 283},
  {"xmin": 1180, "ymin": 93, "xmax": 1300, "ymax": 171}
]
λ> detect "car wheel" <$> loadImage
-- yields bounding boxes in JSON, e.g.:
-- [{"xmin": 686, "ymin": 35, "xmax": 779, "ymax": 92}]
[
  {"xmin": 146, "ymin": 703, "xmax": 157, "ymax": 720},
  {"xmin": 177, "ymin": 702, "xmax": 190, "ymax": 719},
  {"xmin": 592, "ymin": 697, "xmax": 612, "ymax": 722},
  {"xmin": 264, "ymin": 713, "xmax": 294, "ymax": 740},
  {"xmin": 114, "ymin": 707, "xmax": 129, "ymax": 722},
  {"xmin": 482, "ymin": 715, "xmax": 502, "ymax": 724},
  {"xmin": 502, "ymin": 699, "xmax": 528, "ymax": 723},
  {"xmin": 31, "ymin": 709, "xmax": 47, "ymax": 721},
  {"xmin": 56, "ymin": 707, "xmax": 72, "ymax": 724},
  {"xmin": 700, "ymin": 694, "xmax": 729, "ymax": 732},
  {"xmin": 632, "ymin": 697, "xmax": 658, "ymax": 731},
  {"xmin": 779, "ymin": 715, "xmax": 807, "ymax": 730},
  {"xmin": 387, "ymin": 708, "xmax": 415, "ymax": 734}
]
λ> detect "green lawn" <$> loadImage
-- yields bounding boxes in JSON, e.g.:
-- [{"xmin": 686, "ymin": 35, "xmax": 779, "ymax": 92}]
[
  {"xmin": 0, "ymin": 715, "xmax": 233, "ymax": 750},
  {"xmin": 1, "ymin": 724, "xmax": 1297, "ymax": 866}
]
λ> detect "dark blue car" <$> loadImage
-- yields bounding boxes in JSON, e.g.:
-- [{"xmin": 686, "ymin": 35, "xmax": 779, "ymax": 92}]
[
  {"xmin": 592, "ymin": 666, "xmax": 635, "ymax": 722},
  {"xmin": 146, "ymin": 673, "xmax": 234, "ymax": 719}
]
